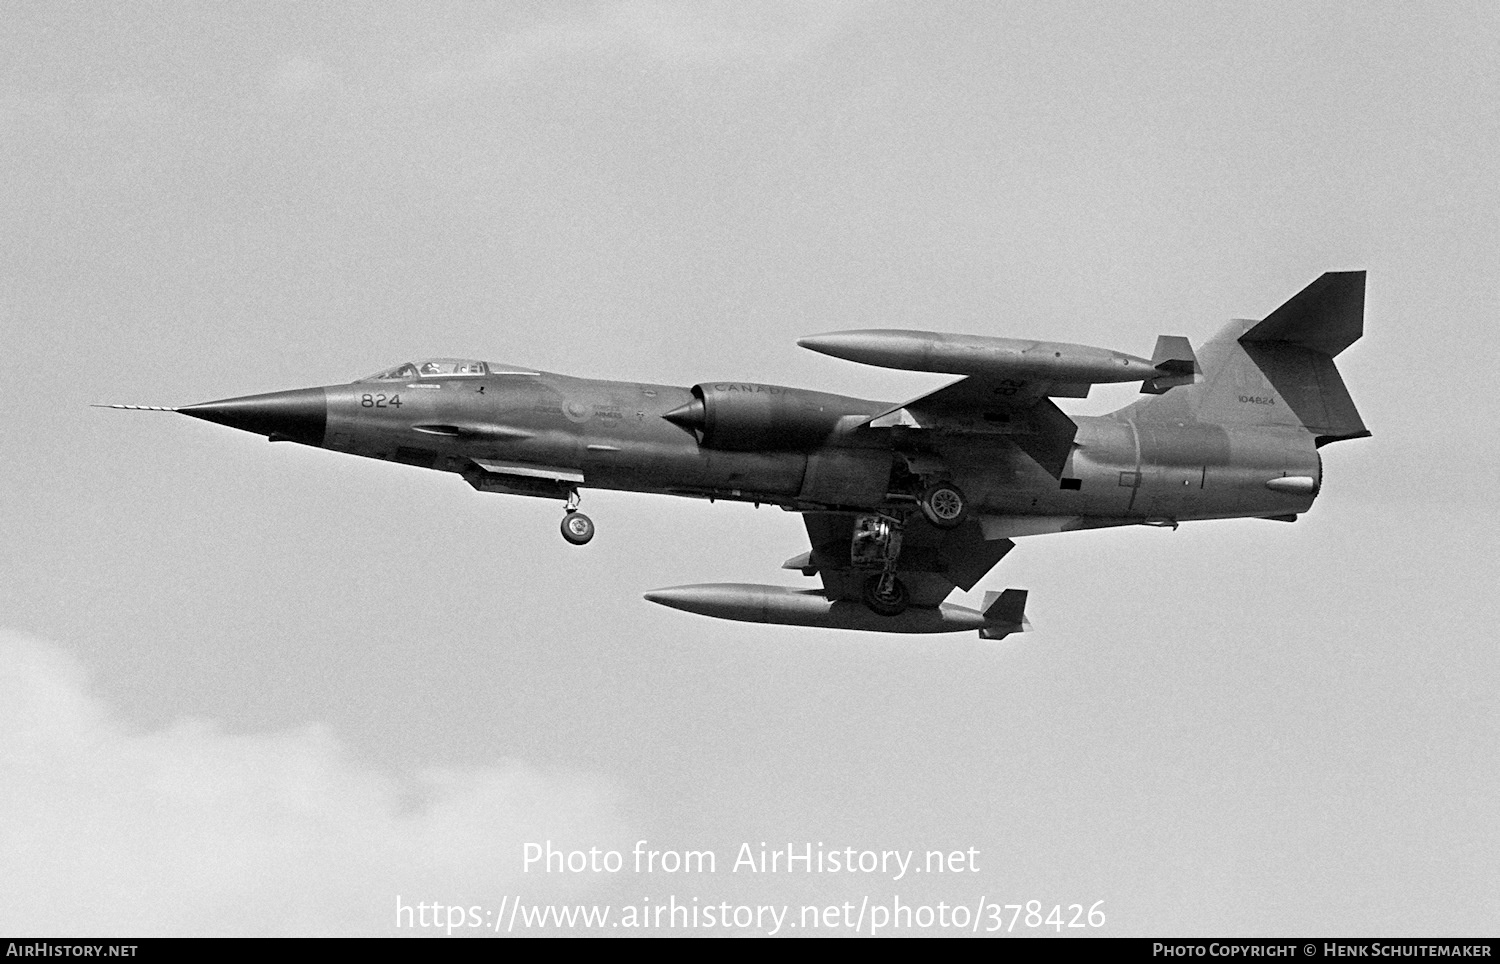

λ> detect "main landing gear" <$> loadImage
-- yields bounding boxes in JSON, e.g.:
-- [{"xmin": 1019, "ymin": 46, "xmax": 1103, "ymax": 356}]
[
  {"xmin": 917, "ymin": 480, "xmax": 968, "ymax": 529},
  {"xmin": 852, "ymin": 514, "xmax": 909, "ymax": 616},
  {"xmin": 862, "ymin": 571, "xmax": 909, "ymax": 617},
  {"xmin": 560, "ymin": 489, "xmax": 595, "ymax": 545},
  {"xmin": 847, "ymin": 480, "xmax": 968, "ymax": 617}
]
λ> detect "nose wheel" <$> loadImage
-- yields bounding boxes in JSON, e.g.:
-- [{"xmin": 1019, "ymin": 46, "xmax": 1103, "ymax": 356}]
[
  {"xmin": 560, "ymin": 489, "xmax": 595, "ymax": 545},
  {"xmin": 561, "ymin": 511, "xmax": 595, "ymax": 545}
]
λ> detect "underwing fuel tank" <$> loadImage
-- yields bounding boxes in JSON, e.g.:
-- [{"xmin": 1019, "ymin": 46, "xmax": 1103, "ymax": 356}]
[
  {"xmin": 798, "ymin": 330, "xmax": 1159, "ymax": 385},
  {"xmin": 643, "ymin": 583, "xmax": 1029, "ymax": 638}
]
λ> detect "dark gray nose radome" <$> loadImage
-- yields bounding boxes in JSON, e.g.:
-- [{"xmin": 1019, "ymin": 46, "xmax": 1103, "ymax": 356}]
[{"xmin": 179, "ymin": 387, "xmax": 328, "ymax": 446}]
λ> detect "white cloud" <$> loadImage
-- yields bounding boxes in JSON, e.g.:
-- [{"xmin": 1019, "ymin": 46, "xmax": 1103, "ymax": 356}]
[
  {"xmin": 412, "ymin": 0, "xmax": 865, "ymax": 89},
  {"xmin": 0, "ymin": 631, "xmax": 627, "ymax": 936}
]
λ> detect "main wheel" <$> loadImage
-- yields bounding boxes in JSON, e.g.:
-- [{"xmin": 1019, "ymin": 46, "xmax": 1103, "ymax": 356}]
[
  {"xmin": 560, "ymin": 511, "xmax": 595, "ymax": 545},
  {"xmin": 862, "ymin": 573, "xmax": 909, "ymax": 617},
  {"xmin": 919, "ymin": 481, "xmax": 968, "ymax": 529}
]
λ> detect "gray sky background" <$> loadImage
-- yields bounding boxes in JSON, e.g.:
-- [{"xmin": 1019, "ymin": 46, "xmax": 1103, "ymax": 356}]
[{"xmin": 4, "ymin": 1, "xmax": 1497, "ymax": 937}]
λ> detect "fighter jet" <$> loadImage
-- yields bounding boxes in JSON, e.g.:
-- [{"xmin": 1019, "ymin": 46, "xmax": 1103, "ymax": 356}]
[{"xmin": 103, "ymin": 272, "xmax": 1369, "ymax": 638}]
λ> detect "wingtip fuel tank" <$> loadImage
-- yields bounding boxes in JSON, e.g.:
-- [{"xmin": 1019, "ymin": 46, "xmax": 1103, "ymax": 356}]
[
  {"xmin": 644, "ymin": 583, "xmax": 1030, "ymax": 638},
  {"xmin": 798, "ymin": 329, "xmax": 1161, "ymax": 386}
]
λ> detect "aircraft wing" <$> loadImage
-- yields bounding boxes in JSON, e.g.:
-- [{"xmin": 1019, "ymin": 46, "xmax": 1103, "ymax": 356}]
[
  {"xmin": 786, "ymin": 512, "xmax": 1015, "ymax": 608},
  {"xmin": 798, "ymin": 328, "xmax": 1168, "ymax": 478},
  {"xmin": 863, "ymin": 376, "xmax": 1079, "ymax": 478}
]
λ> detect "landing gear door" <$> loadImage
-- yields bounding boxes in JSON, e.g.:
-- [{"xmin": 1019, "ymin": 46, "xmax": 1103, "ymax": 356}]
[{"xmin": 799, "ymin": 449, "xmax": 891, "ymax": 508}]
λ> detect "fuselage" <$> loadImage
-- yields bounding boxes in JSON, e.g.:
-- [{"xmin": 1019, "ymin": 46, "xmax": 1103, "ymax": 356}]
[{"xmin": 195, "ymin": 361, "xmax": 1319, "ymax": 530}]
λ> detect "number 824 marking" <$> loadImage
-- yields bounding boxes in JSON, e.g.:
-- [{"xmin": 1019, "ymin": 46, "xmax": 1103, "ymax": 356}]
[{"xmin": 360, "ymin": 394, "xmax": 402, "ymax": 409}]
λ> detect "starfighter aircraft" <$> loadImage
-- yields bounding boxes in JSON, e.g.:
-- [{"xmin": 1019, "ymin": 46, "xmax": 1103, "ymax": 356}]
[{"xmin": 104, "ymin": 272, "xmax": 1369, "ymax": 637}]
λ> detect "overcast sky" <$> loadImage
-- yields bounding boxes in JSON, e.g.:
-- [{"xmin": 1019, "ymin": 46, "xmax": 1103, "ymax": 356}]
[{"xmin": 4, "ymin": 1, "xmax": 1498, "ymax": 937}]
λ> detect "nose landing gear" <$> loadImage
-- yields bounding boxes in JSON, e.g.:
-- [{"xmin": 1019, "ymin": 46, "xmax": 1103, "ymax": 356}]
[{"xmin": 560, "ymin": 489, "xmax": 595, "ymax": 545}]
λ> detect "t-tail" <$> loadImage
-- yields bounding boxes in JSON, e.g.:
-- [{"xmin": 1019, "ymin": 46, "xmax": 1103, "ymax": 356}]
[{"xmin": 1121, "ymin": 271, "xmax": 1370, "ymax": 447}]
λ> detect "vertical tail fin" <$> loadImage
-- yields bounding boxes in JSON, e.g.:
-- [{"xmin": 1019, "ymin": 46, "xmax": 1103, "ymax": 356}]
[{"xmin": 1121, "ymin": 272, "xmax": 1371, "ymax": 446}]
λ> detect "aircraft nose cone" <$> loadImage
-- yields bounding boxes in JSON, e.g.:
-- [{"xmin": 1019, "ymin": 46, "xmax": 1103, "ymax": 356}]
[{"xmin": 179, "ymin": 387, "xmax": 328, "ymax": 446}]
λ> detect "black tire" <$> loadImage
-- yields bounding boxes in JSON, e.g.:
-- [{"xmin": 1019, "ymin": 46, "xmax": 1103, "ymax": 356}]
[
  {"xmin": 561, "ymin": 511, "xmax": 595, "ymax": 545},
  {"xmin": 919, "ymin": 481, "xmax": 968, "ymax": 529},
  {"xmin": 862, "ymin": 574, "xmax": 909, "ymax": 617}
]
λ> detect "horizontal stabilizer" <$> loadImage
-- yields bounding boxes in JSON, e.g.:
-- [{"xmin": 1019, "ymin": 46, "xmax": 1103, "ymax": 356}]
[{"xmin": 1240, "ymin": 271, "xmax": 1365, "ymax": 357}]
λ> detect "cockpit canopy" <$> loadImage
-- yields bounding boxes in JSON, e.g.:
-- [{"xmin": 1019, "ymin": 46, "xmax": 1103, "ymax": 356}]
[{"xmin": 358, "ymin": 358, "xmax": 521, "ymax": 382}]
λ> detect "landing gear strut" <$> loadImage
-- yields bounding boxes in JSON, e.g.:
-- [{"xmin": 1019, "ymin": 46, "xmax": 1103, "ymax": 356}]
[
  {"xmin": 852, "ymin": 514, "xmax": 908, "ymax": 616},
  {"xmin": 560, "ymin": 489, "xmax": 594, "ymax": 545}
]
